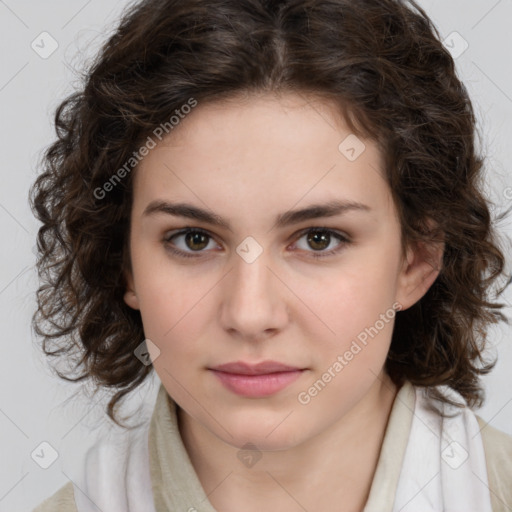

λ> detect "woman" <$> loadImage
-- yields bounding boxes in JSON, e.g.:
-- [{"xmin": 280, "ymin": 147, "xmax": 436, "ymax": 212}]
[{"xmin": 30, "ymin": 0, "xmax": 512, "ymax": 510}]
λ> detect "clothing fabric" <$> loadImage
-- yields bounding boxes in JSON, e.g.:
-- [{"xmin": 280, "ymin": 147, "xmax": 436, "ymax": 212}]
[
  {"xmin": 393, "ymin": 385, "xmax": 492, "ymax": 511},
  {"xmin": 33, "ymin": 381, "xmax": 512, "ymax": 512}
]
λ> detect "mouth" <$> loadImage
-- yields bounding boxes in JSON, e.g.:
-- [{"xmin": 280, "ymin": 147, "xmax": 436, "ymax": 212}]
[
  {"xmin": 210, "ymin": 360, "xmax": 304, "ymax": 375},
  {"xmin": 208, "ymin": 360, "xmax": 307, "ymax": 397}
]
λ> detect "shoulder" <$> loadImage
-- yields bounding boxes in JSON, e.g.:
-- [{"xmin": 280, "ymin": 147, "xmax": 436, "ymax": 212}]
[
  {"xmin": 476, "ymin": 415, "xmax": 512, "ymax": 511},
  {"xmin": 32, "ymin": 481, "xmax": 76, "ymax": 512}
]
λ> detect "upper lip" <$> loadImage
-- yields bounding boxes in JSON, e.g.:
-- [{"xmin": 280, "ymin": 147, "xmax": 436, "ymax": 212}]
[{"xmin": 210, "ymin": 361, "xmax": 303, "ymax": 375}]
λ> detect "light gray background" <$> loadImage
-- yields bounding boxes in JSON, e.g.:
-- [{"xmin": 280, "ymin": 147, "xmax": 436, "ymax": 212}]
[{"xmin": 1, "ymin": 1, "xmax": 511, "ymax": 510}]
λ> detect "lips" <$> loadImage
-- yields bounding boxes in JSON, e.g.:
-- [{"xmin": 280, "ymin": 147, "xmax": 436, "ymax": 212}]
[
  {"xmin": 208, "ymin": 360, "xmax": 306, "ymax": 397},
  {"xmin": 210, "ymin": 360, "xmax": 302, "ymax": 375}
]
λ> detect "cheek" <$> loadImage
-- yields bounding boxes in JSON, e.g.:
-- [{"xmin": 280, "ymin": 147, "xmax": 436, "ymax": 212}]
[
  {"xmin": 316, "ymin": 253, "xmax": 399, "ymax": 327},
  {"xmin": 302, "ymin": 248, "xmax": 400, "ymax": 371},
  {"xmin": 134, "ymin": 264, "xmax": 217, "ymax": 367}
]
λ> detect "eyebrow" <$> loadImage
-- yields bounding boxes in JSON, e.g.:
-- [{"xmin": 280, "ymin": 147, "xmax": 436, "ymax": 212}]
[{"xmin": 142, "ymin": 199, "xmax": 371, "ymax": 230}]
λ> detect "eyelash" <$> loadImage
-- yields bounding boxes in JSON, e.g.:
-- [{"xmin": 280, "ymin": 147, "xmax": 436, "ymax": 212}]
[{"xmin": 163, "ymin": 227, "xmax": 351, "ymax": 260}]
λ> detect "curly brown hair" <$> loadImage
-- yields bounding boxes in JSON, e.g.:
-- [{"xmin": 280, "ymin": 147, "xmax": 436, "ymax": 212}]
[{"xmin": 29, "ymin": 0, "xmax": 510, "ymax": 427}]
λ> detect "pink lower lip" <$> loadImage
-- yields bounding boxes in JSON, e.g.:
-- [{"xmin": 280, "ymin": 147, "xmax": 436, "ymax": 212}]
[{"xmin": 210, "ymin": 369, "xmax": 305, "ymax": 397}]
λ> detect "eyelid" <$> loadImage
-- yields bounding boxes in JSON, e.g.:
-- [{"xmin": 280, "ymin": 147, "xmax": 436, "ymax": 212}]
[{"xmin": 292, "ymin": 226, "xmax": 350, "ymax": 241}]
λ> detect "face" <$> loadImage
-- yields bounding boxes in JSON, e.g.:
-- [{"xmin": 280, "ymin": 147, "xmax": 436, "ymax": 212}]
[{"xmin": 124, "ymin": 92, "xmax": 440, "ymax": 451}]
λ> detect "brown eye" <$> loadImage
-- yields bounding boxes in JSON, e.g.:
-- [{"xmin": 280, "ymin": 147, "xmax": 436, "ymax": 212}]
[
  {"xmin": 293, "ymin": 228, "xmax": 350, "ymax": 259},
  {"xmin": 306, "ymin": 230, "xmax": 332, "ymax": 251},
  {"xmin": 163, "ymin": 228, "xmax": 218, "ymax": 259},
  {"xmin": 183, "ymin": 231, "xmax": 210, "ymax": 251}
]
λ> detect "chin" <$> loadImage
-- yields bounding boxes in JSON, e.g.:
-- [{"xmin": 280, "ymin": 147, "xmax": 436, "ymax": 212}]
[
  {"xmin": 227, "ymin": 432, "xmax": 301, "ymax": 453},
  {"xmin": 215, "ymin": 417, "xmax": 305, "ymax": 452}
]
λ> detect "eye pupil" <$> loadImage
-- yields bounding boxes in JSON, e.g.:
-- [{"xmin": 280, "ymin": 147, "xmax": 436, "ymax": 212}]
[
  {"xmin": 186, "ymin": 231, "xmax": 209, "ymax": 251},
  {"xmin": 307, "ymin": 230, "xmax": 330, "ymax": 251}
]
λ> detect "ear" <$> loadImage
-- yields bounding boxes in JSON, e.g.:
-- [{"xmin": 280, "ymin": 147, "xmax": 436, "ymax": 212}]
[
  {"xmin": 123, "ymin": 269, "xmax": 140, "ymax": 310},
  {"xmin": 395, "ymin": 231, "xmax": 444, "ymax": 312}
]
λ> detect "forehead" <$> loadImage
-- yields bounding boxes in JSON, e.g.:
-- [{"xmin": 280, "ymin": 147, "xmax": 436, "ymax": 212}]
[
  {"xmin": 132, "ymin": 92, "xmax": 392, "ymax": 226},
  {"xmin": 160, "ymin": 91, "xmax": 360, "ymax": 148}
]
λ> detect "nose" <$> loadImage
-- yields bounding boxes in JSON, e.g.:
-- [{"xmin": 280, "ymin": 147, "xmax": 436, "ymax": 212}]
[{"xmin": 219, "ymin": 250, "xmax": 289, "ymax": 341}]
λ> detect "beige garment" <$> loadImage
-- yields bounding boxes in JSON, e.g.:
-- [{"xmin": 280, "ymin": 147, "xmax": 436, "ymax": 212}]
[{"xmin": 32, "ymin": 381, "xmax": 512, "ymax": 512}]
